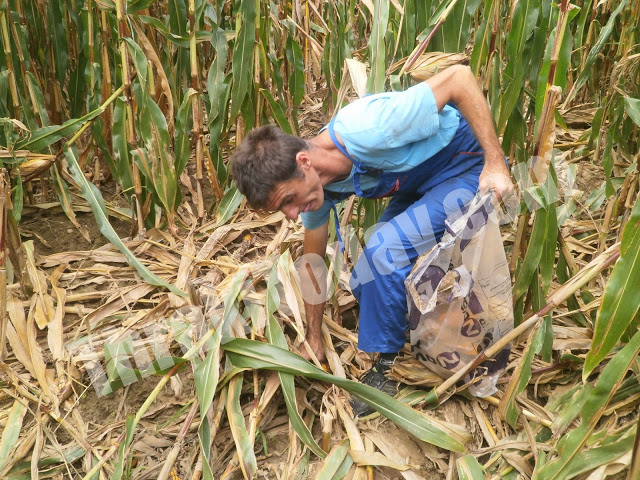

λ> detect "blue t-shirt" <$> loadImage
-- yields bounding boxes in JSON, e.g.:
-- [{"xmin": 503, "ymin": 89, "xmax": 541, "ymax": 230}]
[{"xmin": 301, "ymin": 82, "xmax": 461, "ymax": 230}]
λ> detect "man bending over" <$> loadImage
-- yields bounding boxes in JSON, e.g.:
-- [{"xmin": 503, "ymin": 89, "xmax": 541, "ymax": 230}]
[{"xmin": 231, "ymin": 65, "xmax": 514, "ymax": 416}]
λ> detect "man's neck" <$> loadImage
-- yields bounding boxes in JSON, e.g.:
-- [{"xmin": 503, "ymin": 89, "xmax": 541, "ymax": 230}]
[{"xmin": 307, "ymin": 131, "xmax": 353, "ymax": 185}]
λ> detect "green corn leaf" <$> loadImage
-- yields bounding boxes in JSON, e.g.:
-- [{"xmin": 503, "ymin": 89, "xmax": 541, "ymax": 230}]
[
  {"xmin": 366, "ymin": 0, "xmax": 389, "ymax": 94},
  {"xmin": 198, "ymin": 419, "xmax": 215, "ymax": 480},
  {"xmin": 168, "ymin": 0, "xmax": 188, "ymax": 36},
  {"xmin": 539, "ymin": 198, "xmax": 558, "ymax": 293},
  {"xmin": 316, "ymin": 440, "xmax": 351, "ymax": 480},
  {"xmin": 134, "ymin": 85, "xmax": 179, "ymax": 217},
  {"xmin": 194, "ymin": 333, "xmax": 222, "ymax": 419},
  {"xmin": 207, "ymin": 26, "xmax": 229, "ymax": 125},
  {"xmin": 601, "ymin": 113, "xmax": 617, "ymax": 198},
  {"xmin": 6, "ymin": 444, "xmax": 86, "ymax": 478},
  {"xmin": 534, "ymin": 6, "xmax": 579, "ymax": 120},
  {"xmin": 444, "ymin": 0, "xmax": 482, "ymax": 53},
  {"xmin": 0, "ymin": 401, "xmax": 27, "ymax": 472},
  {"xmin": 64, "ymin": 147, "xmax": 186, "ymax": 296},
  {"xmin": 111, "ymin": 98, "xmax": 134, "ymax": 194},
  {"xmin": 584, "ymin": 196, "xmax": 640, "ymax": 378},
  {"xmin": 573, "ymin": 0, "xmax": 593, "ymax": 53},
  {"xmin": 265, "ymin": 262, "xmax": 325, "ymax": 458},
  {"xmin": 333, "ymin": 454, "xmax": 354, "ymax": 480},
  {"xmin": 624, "ymin": 96, "xmax": 640, "ymax": 127},
  {"xmin": 0, "ymin": 71, "xmax": 11, "ymax": 122},
  {"xmin": 565, "ymin": 0, "xmax": 628, "ymax": 105},
  {"xmin": 513, "ymin": 204, "xmax": 552, "ymax": 307},
  {"xmin": 229, "ymin": 0, "xmax": 256, "ymax": 123},
  {"xmin": 532, "ymin": 282, "xmax": 553, "ymax": 362},
  {"xmin": 16, "ymin": 105, "xmax": 108, "ymax": 152},
  {"xmin": 499, "ymin": 321, "xmax": 547, "ymax": 427},
  {"xmin": 260, "ymin": 89, "xmax": 293, "ymax": 134},
  {"xmin": 527, "ymin": 0, "xmax": 552, "ymax": 86},
  {"xmin": 195, "ymin": 269, "xmax": 248, "ymax": 419},
  {"xmin": 557, "ymin": 427, "xmax": 636, "ymax": 479},
  {"xmin": 68, "ymin": 56, "xmax": 88, "ymax": 118},
  {"xmin": 26, "ymin": 72, "xmax": 50, "ymax": 126},
  {"xmin": 226, "ymin": 376, "xmax": 258, "ymax": 479},
  {"xmin": 506, "ymin": 0, "xmax": 540, "ymax": 63},
  {"xmin": 112, "ymin": 414, "xmax": 136, "ymax": 480},
  {"xmin": 469, "ymin": 0, "xmax": 495, "ymax": 75},
  {"xmin": 286, "ymin": 35, "xmax": 305, "ymax": 107},
  {"xmin": 428, "ymin": 0, "xmax": 458, "ymax": 27},
  {"xmin": 207, "ymin": 27, "xmax": 231, "ymax": 185},
  {"xmin": 495, "ymin": 0, "xmax": 540, "ymax": 131},
  {"xmin": 216, "ymin": 186, "xmax": 244, "ymax": 226},
  {"xmin": 11, "ymin": 169, "xmax": 22, "ymax": 223},
  {"xmin": 124, "ymin": 38, "xmax": 149, "ymax": 94},
  {"xmin": 136, "ymin": 15, "xmax": 192, "ymax": 48},
  {"xmin": 535, "ymin": 330, "xmax": 640, "ymax": 479},
  {"xmin": 497, "ymin": 67, "xmax": 527, "ymax": 135},
  {"xmin": 223, "ymin": 339, "xmax": 470, "ymax": 452},
  {"xmin": 175, "ymin": 88, "xmax": 197, "ymax": 177},
  {"xmin": 47, "ymin": 2, "xmax": 68, "ymax": 86},
  {"xmin": 548, "ymin": 383, "xmax": 594, "ymax": 435},
  {"xmin": 127, "ymin": 0, "xmax": 156, "ymax": 13},
  {"xmin": 456, "ymin": 454, "xmax": 485, "ymax": 480},
  {"xmin": 51, "ymin": 163, "xmax": 90, "ymax": 242}
]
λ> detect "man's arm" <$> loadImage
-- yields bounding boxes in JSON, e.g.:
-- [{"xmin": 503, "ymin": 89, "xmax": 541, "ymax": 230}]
[
  {"xmin": 301, "ymin": 221, "xmax": 329, "ymax": 362},
  {"xmin": 426, "ymin": 65, "xmax": 514, "ymax": 200}
]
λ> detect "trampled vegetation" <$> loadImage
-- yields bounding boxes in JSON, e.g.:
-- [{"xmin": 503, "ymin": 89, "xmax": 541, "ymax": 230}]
[{"xmin": 0, "ymin": 0, "xmax": 639, "ymax": 478}]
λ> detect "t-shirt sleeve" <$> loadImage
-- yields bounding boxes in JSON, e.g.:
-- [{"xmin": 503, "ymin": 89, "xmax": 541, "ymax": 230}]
[
  {"xmin": 300, "ymin": 199, "xmax": 332, "ymax": 230},
  {"xmin": 335, "ymin": 82, "xmax": 441, "ymax": 151}
]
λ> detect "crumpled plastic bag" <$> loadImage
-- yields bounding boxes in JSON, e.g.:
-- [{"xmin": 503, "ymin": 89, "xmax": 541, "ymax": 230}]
[{"xmin": 405, "ymin": 194, "xmax": 513, "ymax": 397}]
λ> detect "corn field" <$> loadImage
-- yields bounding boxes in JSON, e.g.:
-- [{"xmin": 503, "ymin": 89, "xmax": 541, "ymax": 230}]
[{"xmin": 0, "ymin": 0, "xmax": 639, "ymax": 478}]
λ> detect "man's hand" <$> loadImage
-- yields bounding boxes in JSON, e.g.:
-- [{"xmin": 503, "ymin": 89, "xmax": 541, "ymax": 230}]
[
  {"xmin": 478, "ymin": 160, "xmax": 514, "ymax": 202},
  {"xmin": 300, "ymin": 223, "xmax": 329, "ymax": 365}
]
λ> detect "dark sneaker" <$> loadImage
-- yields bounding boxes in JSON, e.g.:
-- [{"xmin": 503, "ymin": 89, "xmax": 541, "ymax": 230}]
[{"xmin": 350, "ymin": 359, "xmax": 399, "ymax": 417}]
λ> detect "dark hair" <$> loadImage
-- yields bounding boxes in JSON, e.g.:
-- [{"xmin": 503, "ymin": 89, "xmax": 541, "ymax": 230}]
[{"xmin": 230, "ymin": 125, "xmax": 308, "ymax": 208}]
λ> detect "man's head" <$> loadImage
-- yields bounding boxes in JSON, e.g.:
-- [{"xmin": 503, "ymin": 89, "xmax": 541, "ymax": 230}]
[{"xmin": 231, "ymin": 125, "xmax": 324, "ymax": 220}]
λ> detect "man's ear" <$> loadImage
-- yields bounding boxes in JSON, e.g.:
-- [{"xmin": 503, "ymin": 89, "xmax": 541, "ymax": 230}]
[{"xmin": 295, "ymin": 151, "xmax": 312, "ymax": 170}]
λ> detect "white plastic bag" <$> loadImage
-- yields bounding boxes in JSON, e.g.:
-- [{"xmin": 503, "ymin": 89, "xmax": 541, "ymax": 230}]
[{"xmin": 405, "ymin": 194, "xmax": 513, "ymax": 397}]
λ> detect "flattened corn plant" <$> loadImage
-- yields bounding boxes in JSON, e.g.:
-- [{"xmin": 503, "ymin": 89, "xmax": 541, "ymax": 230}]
[{"xmin": 0, "ymin": 0, "xmax": 640, "ymax": 478}]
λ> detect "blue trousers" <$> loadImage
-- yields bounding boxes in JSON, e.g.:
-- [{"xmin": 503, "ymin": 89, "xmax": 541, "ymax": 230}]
[{"xmin": 349, "ymin": 119, "xmax": 484, "ymax": 353}]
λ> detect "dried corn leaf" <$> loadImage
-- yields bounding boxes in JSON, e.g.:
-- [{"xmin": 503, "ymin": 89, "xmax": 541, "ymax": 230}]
[
  {"xmin": 22, "ymin": 241, "xmax": 55, "ymax": 329},
  {"xmin": 406, "ymin": 53, "xmax": 469, "ymax": 81},
  {"xmin": 84, "ymin": 283, "xmax": 155, "ymax": 328},
  {"xmin": 6, "ymin": 295, "xmax": 36, "ymax": 376},
  {"xmin": 364, "ymin": 429, "xmax": 425, "ymax": 480},
  {"xmin": 47, "ymin": 264, "xmax": 67, "ymax": 360},
  {"xmin": 226, "ymin": 376, "xmax": 257, "ymax": 479},
  {"xmin": 350, "ymin": 449, "xmax": 415, "ymax": 470}
]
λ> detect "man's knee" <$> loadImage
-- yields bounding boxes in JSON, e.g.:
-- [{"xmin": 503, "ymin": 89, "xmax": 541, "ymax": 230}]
[{"xmin": 350, "ymin": 222, "xmax": 410, "ymax": 292}]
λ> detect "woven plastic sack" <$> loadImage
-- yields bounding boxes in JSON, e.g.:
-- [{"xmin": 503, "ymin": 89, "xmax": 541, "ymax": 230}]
[{"xmin": 405, "ymin": 194, "xmax": 513, "ymax": 397}]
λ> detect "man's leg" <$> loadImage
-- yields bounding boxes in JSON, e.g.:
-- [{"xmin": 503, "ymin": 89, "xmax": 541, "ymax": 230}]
[{"xmin": 350, "ymin": 175, "xmax": 480, "ymax": 353}]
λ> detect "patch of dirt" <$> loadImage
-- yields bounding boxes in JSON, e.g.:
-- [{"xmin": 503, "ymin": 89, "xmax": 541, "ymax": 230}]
[
  {"xmin": 78, "ymin": 373, "xmax": 195, "ymax": 429},
  {"xmin": 575, "ymin": 161, "xmax": 605, "ymax": 193},
  {"xmin": 19, "ymin": 210, "xmax": 130, "ymax": 258}
]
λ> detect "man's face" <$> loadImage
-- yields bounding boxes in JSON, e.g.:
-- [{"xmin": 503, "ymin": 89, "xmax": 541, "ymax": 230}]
[{"xmin": 267, "ymin": 167, "xmax": 324, "ymax": 220}]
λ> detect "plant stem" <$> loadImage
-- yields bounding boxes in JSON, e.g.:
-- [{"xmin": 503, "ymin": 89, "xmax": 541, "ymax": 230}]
[
  {"xmin": 0, "ymin": 8, "xmax": 19, "ymax": 114},
  {"xmin": 400, "ymin": 18, "xmax": 443, "ymax": 75},
  {"xmin": 0, "ymin": 169, "xmax": 8, "ymax": 360},
  {"xmin": 115, "ymin": 0, "xmax": 136, "ymax": 145},
  {"xmin": 189, "ymin": 0, "xmax": 205, "ymax": 222}
]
